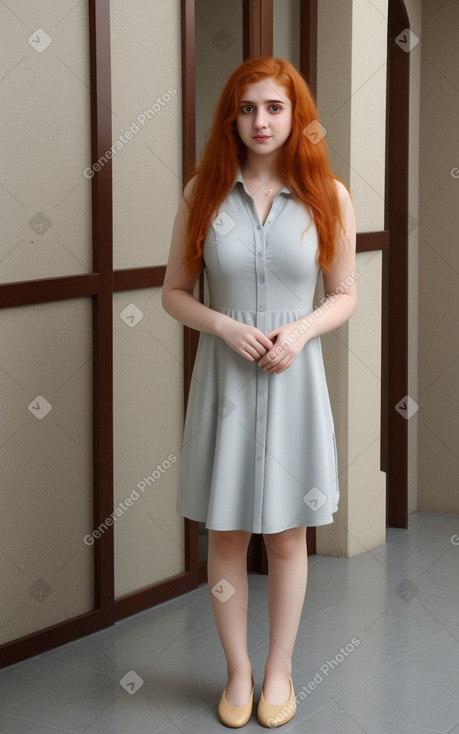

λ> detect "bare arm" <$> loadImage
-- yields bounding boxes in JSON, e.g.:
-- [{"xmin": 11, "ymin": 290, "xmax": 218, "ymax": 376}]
[
  {"xmin": 258, "ymin": 181, "xmax": 357, "ymax": 373},
  {"xmin": 161, "ymin": 180, "xmax": 274, "ymax": 362},
  {"xmin": 299, "ymin": 180, "xmax": 357, "ymax": 339}
]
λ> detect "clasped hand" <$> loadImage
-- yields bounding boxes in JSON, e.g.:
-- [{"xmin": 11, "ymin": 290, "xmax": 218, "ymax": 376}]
[{"xmin": 220, "ymin": 318, "xmax": 308, "ymax": 375}]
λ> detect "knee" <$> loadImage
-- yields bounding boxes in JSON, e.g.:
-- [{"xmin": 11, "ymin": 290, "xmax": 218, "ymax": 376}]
[
  {"xmin": 209, "ymin": 530, "xmax": 251, "ymax": 560},
  {"xmin": 263, "ymin": 528, "xmax": 306, "ymax": 560}
]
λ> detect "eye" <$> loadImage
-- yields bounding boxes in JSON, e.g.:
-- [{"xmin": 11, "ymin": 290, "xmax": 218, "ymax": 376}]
[
  {"xmin": 240, "ymin": 105, "xmax": 253, "ymax": 114},
  {"xmin": 270, "ymin": 105, "xmax": 282, "ymax": 112}
]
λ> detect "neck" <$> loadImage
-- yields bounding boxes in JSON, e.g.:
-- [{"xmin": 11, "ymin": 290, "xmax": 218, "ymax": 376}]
[{"xmin": 241, "ymin": 150, "xmax": 283, "ymax": 181}]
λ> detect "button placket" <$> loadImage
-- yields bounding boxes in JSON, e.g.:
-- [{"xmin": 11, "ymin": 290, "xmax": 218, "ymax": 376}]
[
  {"xmin": 253, "ymin": 215, "xmax": 269, "ymax": 529},
  {"xmin": 248, "ymin": 195, "xmax": 282, "ymax": 530}
]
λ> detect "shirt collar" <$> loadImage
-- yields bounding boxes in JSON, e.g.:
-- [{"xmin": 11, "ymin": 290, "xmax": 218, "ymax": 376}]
[{"xmin": 234, "ymin": 166, "xmax": 292, "ymax": 196}]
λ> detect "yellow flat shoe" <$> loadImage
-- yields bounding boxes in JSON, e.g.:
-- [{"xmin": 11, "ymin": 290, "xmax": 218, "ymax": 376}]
[
  {"xmin": 257, "ymin": 676, "xmax": 296, "ymax": 728},
  {"xmin": 217, "ymin": 682, "xmax": 254, "ymax": 728}
]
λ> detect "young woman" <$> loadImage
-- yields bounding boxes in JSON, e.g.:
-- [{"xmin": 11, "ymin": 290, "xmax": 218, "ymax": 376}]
[{"xmin": 162, "ymin": 57, "xmax": 356, "ymax": 728}]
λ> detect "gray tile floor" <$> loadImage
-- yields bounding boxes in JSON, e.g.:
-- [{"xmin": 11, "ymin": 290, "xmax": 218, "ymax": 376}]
[{"xmin": 2, "ymin": 511, "xmax": 459, "ymax": 733}]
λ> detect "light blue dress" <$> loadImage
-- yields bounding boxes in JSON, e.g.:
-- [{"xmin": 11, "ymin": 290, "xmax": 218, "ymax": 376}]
[{"xmin": 176, "ymin": 168, "xmax": 339, "ymax": 533}]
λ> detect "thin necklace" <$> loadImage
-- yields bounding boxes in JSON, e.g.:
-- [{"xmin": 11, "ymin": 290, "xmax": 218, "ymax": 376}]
[{"xmin": 242, "ymin": 169, "xmax": 276, "ymax": 197}]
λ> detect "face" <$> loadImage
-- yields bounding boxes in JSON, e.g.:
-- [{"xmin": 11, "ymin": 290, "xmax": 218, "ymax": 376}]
[{"xmin": 235, "ymin": 77, "xmax": 292, "ymax": 158}]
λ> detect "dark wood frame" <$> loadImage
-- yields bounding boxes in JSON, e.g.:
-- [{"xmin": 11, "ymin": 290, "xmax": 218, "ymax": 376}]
[
  {"xmin": 300, "ymin": 0, "xmax": 317, "ymax": 93},
  {"xmin": 243, "ymin": 0, "xmax": 273, "ymax": 58},
  {"xmin": 382, "ymin": 0, "xmax": 410, "ymax": 527}
]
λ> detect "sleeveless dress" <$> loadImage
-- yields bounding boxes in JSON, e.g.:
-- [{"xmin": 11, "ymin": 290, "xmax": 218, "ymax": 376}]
[{"xmin": 176, "ymin": 168, "xmax": 339, "ymax": 533}]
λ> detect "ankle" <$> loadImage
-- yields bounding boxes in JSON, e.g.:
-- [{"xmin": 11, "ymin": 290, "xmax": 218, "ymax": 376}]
[
  {"xmin": 224, "ymin": 667, "xmax": 253, "ymax": 707},
  {"xmin": 227, "ymin": 663, "xmax": 252, "ymax": 681},
  {"xmin": 264, "ymin": 663, "xmax": 291, "ymax": 681}
]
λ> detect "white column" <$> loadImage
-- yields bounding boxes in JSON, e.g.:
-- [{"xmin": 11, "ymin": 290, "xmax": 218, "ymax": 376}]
[{"xmin": 315, "ymin": 0, "xmax": 388, "ymax": 556}]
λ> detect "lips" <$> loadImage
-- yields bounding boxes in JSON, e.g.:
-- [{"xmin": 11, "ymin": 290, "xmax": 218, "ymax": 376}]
[{"xmin": 253, "ymin": 135, "xmax": 271, "ymax": 141}]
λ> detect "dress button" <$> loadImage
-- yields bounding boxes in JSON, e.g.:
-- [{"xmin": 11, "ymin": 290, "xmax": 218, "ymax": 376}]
[
  {"xmin": 258, "ymin": 415, "xmax": 263, "ymax": 422},
  {"xmin": 257, "ymin": 456, "xmax": 263, "ymax": 462},
  {"xmin": 258, "ymin": 251, "xmax": 263, "ymax": 257},
  {"xmin": 259, "ymin": 276, "xmax": 265, "ymax": 283},
  {"xmin": 257, "ymin": 225, "xmax": 261, "ymax": 230},
  {"xmin": 259, "ymin": 306, "xmax": 264, "ymax": 311},
  {"xmin": 259, "ymin": 391, "xmax": 264, "ymax": 397}
]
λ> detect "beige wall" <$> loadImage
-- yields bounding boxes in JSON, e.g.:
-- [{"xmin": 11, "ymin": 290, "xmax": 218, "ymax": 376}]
[
  {"xmin": 111, "ymin": 0, "xmax": 182, "ymax": 269},
  {"xmin": 195, "ymin": 0, "xmax": 243, "ymax": 160},
  {"xmin": 0, "ymin": 301, "xmax": 94, "ymax": 644},
  {"xmin": 418, "ymin": 0, "xmax": 459, "ymax": 514},
  {"xmin": 113, "ymin": 289, "xmax": 183, "ymax": 597},
  {"xmin": 110, "ymin": 0, "xmax": 185, "ymax": 597},
  {"xmin": 273, "ymin": 0, "xmax": 300, "ymax": 68},
  {"xmin": 0, "ymin": 2, "xmax": 94, "ymax": 645},
  {"xmin": 1, "ymin": 3, "xmax": 92, "ymax": 281}
]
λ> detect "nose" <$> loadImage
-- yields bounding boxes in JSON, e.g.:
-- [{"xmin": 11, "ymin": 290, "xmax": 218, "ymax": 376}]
[{"xmin": 254, "ymin": 108, "xmax": 268, "ymax": 129}]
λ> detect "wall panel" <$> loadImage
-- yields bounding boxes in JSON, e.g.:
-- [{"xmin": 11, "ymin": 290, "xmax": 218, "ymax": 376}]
[
  {"xmin": 195, "ymin": 0, "xmax": 243, "ymax": 159},
  {"xmin": 110, "ymin": 0, "xmax": 182, "ymax": 269},
  {"xmin": 350, "ymin": 0, "xmax": 387, "ymax": 231},
  {"xmin": 113, "ymin": 288, "xmax": 184, "ymax": 598},
  {"xmin": 0, "ymin": 0, "xmax": 92, "ymax": 283},
  {"xmin": 0, "ymin": 299, "xmax": 94, "ymax": 644},
  {"xmin": 273, "ymin": 0, "xmax": 300, "ymax": 68}
]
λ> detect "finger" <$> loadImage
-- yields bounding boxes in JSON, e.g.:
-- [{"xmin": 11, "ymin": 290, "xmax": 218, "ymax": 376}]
[
  {"xmin": 257, "ymin": 350, "xmax": 273, "ymax": 368},
  {"xmin": 258, "ymin": 349, "xmax": 277, "ymax": 368},
  {"xmin": 248, "ymin": 341, "xmax": 268, "ymax": 359},
  {"xmin": 263, "ymin": 349, "xmax": 293, "ymax": 372},
  {"xmin": 265, "ymin": 361, "xmax": 282, "ymax": 373},
  {"xmin": 254, "ymin": 339, "xmax": 270, "ymax": 355},
  {"xmin": 246, "ymin": 344, "xmax": 264, "ymax": 361},
  {"xmin": 251, "ymin": 333, "xmax": 275, "ymax": 356},
  {"xmin": 265, "ymin": 345, "xmax": 283, "ymax": 364},
  {"xmin": 259, "ymin": 352, "xmax": 280, "ymax": 370},
  {"xmin": 264, "ymin": 359, "xmax": 287, "ymax": 373},
  {"xmin": 265, "ymin": 327, "xmax": 281, "ymax": 341},
  {"xmin": 258, "ymin": 333, "xmax": 274, "ymax": 350}
]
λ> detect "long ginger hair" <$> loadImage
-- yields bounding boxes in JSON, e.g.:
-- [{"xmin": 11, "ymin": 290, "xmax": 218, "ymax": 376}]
[{"xmin": 183, "ymin": 57, "xmax": 347, "ymax": 275}]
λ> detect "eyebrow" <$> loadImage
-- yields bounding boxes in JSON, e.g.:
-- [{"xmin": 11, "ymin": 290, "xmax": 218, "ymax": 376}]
[{"xmin": 239, "ymin": 99, "xmax": 286, "ymax": 105}]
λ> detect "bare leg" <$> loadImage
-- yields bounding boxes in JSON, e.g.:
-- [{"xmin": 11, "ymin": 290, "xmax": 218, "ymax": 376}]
[
  {"xmin": 262, "ymin": 526, "xmax": 308, "ymax": 704},
  {"xmin": 208, "ymin": 529, "xmax": 253, "ymax": 705}
]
